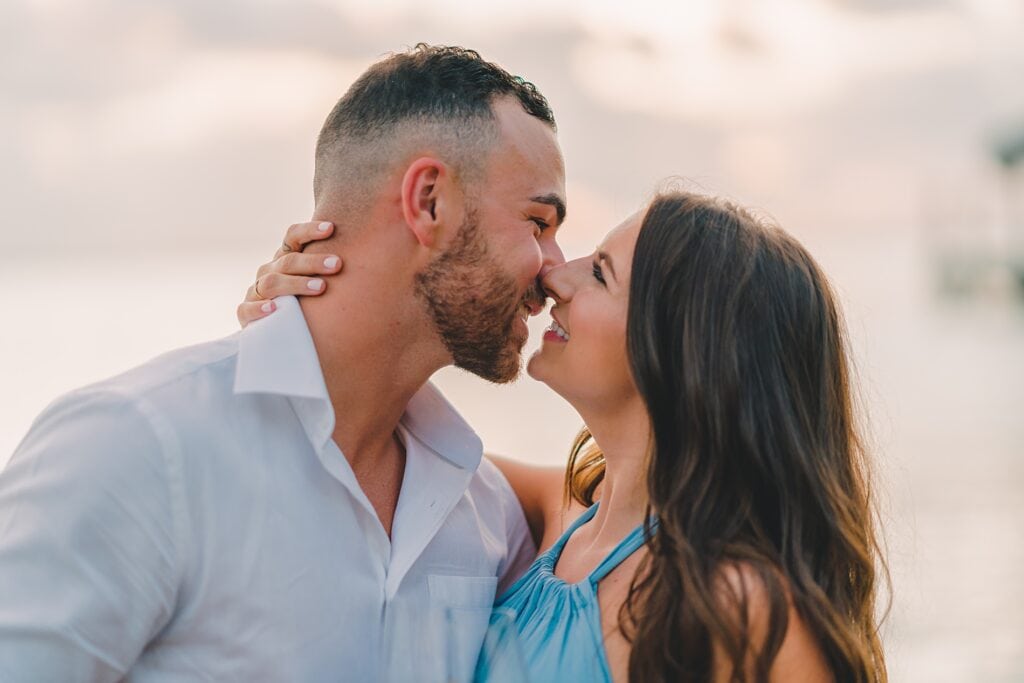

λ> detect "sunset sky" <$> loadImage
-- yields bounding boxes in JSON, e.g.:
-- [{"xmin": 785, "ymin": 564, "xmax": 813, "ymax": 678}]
[
  {"xmin": 2, "ymin": 2, "xmax": 1023, "ymax": 681},
  {"xmin": 2, "ymin": 0, "xmax": 1022, "ymax": 257}
]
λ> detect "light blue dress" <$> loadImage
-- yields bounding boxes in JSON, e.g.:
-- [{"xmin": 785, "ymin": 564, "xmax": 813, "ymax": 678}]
[{"xmin": 476, "ymin": 504, "xmax": 653, "ymax": 683}]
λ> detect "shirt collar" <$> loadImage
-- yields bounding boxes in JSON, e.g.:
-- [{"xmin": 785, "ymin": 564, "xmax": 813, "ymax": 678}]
[
  {"xmin": 233, "ymin": 295, "xmax": 482, "ymax": 471},
  {"xmin": 234, "ymin": 295, "xmax": 330, "ymax": 402},
  {"xmin": 399, "ymin": 381, "xmax": 482, "ymax": 471}
]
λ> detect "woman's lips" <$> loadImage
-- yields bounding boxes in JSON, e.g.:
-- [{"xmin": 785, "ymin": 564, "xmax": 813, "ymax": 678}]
[{"xmin": 542, "ymin": 329, "xmax": 567, "ymax": 343}]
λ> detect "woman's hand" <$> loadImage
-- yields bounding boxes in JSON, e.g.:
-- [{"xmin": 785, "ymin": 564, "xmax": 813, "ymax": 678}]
[{"xmin": 237, "ymin": 221, "xmax": 343, "ymax": 327}]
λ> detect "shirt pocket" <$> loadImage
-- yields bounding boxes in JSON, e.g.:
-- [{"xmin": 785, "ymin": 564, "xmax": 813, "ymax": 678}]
[{"xmin": 425, "ymin": 575, "xmax": 498, "ymax": 681}]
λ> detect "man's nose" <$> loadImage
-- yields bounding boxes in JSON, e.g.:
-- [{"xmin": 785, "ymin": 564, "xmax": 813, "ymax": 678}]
[
  {"xmin": 537, "ymin": 238, "xmax": 566, "ymax": 281},
  {"xmin": 540, "ymin": 260, "xmax": 575, "ymax": 303}
]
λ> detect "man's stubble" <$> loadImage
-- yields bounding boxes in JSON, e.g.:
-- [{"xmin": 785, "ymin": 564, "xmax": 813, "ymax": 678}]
[{"xmin": 415, "ymin": 209, "xmax": 535, "ymax": 384}]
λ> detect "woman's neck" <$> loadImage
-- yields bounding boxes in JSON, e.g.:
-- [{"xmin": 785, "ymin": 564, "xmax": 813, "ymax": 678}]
[{"xmin": 579, "ymin": 397, "xmax": 651, "ymax": 544}]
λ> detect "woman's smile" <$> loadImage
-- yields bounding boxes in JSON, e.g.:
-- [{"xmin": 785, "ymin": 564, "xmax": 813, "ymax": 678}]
[{"xmin": 543, "ymin": 316, "xmax": 570, "ymax": 343}]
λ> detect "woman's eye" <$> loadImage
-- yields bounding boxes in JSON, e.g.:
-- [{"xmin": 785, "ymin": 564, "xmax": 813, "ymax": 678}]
[{"xmin": 592, "ymin": 262, "xmax": 606, "ymax": 285}]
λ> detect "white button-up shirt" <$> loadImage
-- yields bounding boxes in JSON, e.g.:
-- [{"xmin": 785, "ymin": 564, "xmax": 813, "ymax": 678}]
[{"xmin": 0, "ymin": 296, "xmax": 535, "ymax": 682}]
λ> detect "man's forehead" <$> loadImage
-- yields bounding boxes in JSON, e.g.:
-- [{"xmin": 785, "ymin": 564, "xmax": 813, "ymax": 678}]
[
  {"xmin": 490, "ymin": 150, "xmax": 566, "ymax": 226},
  {"xmin": 490, "ymin": 99, "xmax": 566, "ymax": 191}
]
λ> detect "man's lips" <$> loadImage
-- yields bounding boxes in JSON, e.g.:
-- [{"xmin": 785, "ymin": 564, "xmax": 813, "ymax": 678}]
[
  {"xmin": 521, "ymin": 280, "xmax": 546, "ymax": 317},
  {"xmin": 513, "ymin": 284, "xmax": 547, "ymax": 338},
  {"xmin": 513, "ymin": 297, "xmax": 545, "ymax": 335},
  {"xmin": 523, "ymin": 298, "xmax": 545, "ymax": 316}
]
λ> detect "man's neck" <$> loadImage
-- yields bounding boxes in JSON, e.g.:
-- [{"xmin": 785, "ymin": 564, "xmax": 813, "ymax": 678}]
[{"xmin": 298, "ymin": 239, "xmax": 449, "ymax": 471}]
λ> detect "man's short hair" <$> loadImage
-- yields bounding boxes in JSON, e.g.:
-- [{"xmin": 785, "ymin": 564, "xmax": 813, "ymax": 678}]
[{"xmin": 313, "ymin": 44, "xmax": 555, "ymax": 210}]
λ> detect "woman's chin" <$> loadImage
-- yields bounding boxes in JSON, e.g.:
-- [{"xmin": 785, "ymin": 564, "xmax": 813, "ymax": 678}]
[
  {"xmin": 526, "ymin": 349, "xmax": 557, "ymax": 384},
  {"xmin": 525, "ymin": 350, "xmax": 544, "ymax": 381},
  {"xmin": 526, "ymin": 352, "xmax": 566, "ymax": 396},
  {"xmin": 528, "ymin": 354, "xmax": 593, "ymax": 420}
]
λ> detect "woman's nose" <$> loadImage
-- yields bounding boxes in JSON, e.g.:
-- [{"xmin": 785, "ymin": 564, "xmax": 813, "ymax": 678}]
[{"xmin": 541, "ymin": 256, "xmax": 586, "ymax": 303}]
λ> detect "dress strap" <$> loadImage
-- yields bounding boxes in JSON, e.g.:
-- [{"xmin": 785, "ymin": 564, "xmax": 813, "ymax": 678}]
[
  {"xmin": 587, "ymin": 519, "xmax": 657, "ymax": 585},
  {"xmin": 547, "ymin": 503, "xmax": 600, "ymax": 559}
]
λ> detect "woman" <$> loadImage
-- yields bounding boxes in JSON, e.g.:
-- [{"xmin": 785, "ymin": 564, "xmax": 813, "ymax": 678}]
[{"xmin": 239, "ymin": 191, "xmax": 888, "ymax": 682}]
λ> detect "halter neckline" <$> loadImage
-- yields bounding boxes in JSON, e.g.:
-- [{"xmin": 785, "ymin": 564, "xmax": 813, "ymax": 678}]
[{"xmin": 539, "ymin": 503, "xmax": 653, "ymax": 589}]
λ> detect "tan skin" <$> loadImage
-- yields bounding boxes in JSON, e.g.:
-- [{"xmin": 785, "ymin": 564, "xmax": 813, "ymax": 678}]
[
  {"xmin": 254, "ymin": 96, "xmax": 566, "ymax": 539},
  {"xmin": 240, "ymin": 215, "xmax": 832, "ymax": 682}
]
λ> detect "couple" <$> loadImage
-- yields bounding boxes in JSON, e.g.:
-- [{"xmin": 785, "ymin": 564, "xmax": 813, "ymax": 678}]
[{"xmin": 0, "ymin": 45, "xmax": 886, "ymax": 682}]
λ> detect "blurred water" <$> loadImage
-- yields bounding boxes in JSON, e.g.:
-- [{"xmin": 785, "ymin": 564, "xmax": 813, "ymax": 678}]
[{"xmin": 1, "ymin": 232, "xmax": 1022, "ymax": 681}]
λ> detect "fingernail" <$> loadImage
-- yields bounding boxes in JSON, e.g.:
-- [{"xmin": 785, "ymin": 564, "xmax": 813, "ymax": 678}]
[
  {"xmin": 307, "ymin": 279, "xmax": 324, "ymax": 291},
  {"xmin": 318, "ymin": 222, "xmax": 332, "ymax": 232},
  {"xmin": 324, "ymin": 256, "xmax": 339, "ymax": 269},
  {"xmin": 261, "ymin": 301, "xmax": 275, "ymax": 314}
]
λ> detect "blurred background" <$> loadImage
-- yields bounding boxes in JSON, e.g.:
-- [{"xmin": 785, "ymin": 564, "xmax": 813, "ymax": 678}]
[{"xmin": 1, "ymin": 0, "xmax": 1022, "ymax": 679}]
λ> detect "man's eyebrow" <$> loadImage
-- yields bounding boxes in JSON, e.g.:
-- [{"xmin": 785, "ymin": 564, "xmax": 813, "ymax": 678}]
[
  {"xmin": 597, "ymin": 250, "xmax": 617, "ymax": 281},
  {"xmin": 530, "ymin": 194, "xmax": 566, "ymax": 225}
]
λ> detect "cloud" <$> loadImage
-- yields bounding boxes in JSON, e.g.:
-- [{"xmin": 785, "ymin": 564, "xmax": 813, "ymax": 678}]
[
  {"xmin": 96, "ymin": 50, "xmax": 363, "ymax": 154},
  {"xmin": 1, "ymin": 0, "xmax": 1020, "ymax": 258},
  {"xmin": 569, "ymin": 0, "xmax": 990, "ymax": 124}
]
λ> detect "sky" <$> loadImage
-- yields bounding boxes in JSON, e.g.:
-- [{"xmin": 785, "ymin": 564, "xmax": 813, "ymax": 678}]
[
  {"xmin": 2, "ymin": 0, "xmax": 1022, "ymax": 257},
  {"xmin": 1, "ymin": 1, "xmax": 1023, "ymax": 680}
]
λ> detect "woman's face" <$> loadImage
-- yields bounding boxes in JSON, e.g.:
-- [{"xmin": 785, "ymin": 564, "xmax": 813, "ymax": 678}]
[{"xmin": 527, "ymin": 213, "xmax": 643, "ymax": 412}]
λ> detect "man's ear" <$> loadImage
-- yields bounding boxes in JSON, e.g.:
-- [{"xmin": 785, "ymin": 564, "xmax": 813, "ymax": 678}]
[{"xmin": 400, "ymin": 157, "xmax": 461, "ymax": 249}]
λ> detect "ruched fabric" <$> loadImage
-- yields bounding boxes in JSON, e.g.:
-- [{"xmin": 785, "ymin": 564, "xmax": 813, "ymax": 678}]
[{"xmin": 478, "ymin": 504, "xmax": 653, "ymax": 683}]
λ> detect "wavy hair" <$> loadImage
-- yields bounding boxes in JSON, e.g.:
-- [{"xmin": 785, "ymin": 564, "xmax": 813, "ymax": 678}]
[{"xmin": 565, "ymin": 192, "xmax": 888, "ymax": 682}]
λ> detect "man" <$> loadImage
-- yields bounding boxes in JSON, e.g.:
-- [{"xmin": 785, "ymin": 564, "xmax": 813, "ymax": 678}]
[{"xmin": 0, "ymin": 45, "xmax": 567, "ymax": 681}]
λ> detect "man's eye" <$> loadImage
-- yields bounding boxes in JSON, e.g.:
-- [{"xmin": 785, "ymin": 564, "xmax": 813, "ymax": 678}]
[
  {"xmin": 592, "ymin": 262, "xmax": 606, "ymax": 285},
  {"xmin": 530, "ymin": 218, "xmax": 549, "ymax": 234}
]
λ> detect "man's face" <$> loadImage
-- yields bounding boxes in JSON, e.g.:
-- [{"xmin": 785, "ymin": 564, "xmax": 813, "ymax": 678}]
[{"xmin": 416, "ymin": 98, "xmax": 567, "ymax": 383}]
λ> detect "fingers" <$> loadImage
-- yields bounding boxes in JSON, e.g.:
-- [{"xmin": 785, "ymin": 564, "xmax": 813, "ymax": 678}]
[
  {"xmin": 237, "ymin": 258, "xmax": 340, "ymax": 327},
  {"xmin": 237, "ymin": 221, "xmax": 340, "ymax": 329},
  {"xmin": 274, "ymin": 221, "xmax": 335, "ymax": 259},
  {"xmin": 237, "ymin": 300, "xmax": 277, "ymax": 328},
  {"xmin": 256, "ymin": 251, "xmax": 343, "ymax": 280},
  {"xmin": 246, "ymin": 270, "xmax": 337, "ymax": 304}
]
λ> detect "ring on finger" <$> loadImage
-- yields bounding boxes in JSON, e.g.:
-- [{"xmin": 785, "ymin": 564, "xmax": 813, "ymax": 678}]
[{"xmin": 254, "ymin": 277, "xmax": 264, "ymax": 299}]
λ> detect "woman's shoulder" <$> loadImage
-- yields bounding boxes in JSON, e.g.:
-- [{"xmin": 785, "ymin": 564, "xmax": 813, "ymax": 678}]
[{"xmin": 712, "ymin": 562, "xmax": 834, "ymax": 682}]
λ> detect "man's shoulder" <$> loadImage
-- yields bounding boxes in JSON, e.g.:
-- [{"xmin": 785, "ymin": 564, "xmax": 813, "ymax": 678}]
[
  {"xmin": 11, "ymin": 334, "xmax": 245, "ymax": 480},
  {"xmin": 24, "ymin": 334, "xmax": 244, "ymax": 448},
  {"xmin": 469, "ymin": 455, "xmax": 521, "ymax": 510},
  {"xmin": 73, "ymin": 334, "xmax": 241, "ymax": 408}
]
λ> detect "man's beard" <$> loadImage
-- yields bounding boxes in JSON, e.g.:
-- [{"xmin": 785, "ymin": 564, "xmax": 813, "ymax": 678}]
[{"xmin": 415, "ymin": 210, "xmax": 539, "ymax": 384}]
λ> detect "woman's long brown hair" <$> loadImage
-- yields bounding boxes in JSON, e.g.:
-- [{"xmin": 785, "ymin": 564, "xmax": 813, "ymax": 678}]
[{"xmin": 565, "ymin": 192, "xmax": 888, "ymax": 682}]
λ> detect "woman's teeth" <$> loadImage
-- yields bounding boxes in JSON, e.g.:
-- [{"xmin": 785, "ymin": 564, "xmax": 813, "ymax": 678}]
[{"xmin": 546, "ymin": 319, "xmax": 570, "ymax": 341}]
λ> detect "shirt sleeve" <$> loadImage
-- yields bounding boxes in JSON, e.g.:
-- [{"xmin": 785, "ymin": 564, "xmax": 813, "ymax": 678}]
[
  {"xmin": 0, "ymin": 390, "xmax": 184, "ymax": 683},
  {"xmin": 490, "ymin": 463, "xmax": 538, "ymax": 596}
]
